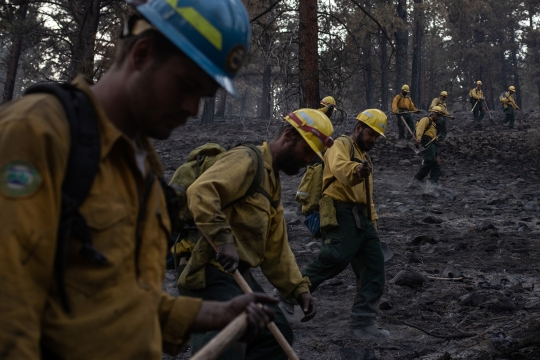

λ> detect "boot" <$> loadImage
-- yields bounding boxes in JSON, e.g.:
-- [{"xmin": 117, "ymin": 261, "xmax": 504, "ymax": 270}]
[
  {"xmin": 408, "ymin": 176, "xmax": 423, "ymax": 189},
  {"xmin": 351, "ymin": 323, "xmax": 390, "ymax": 338}
]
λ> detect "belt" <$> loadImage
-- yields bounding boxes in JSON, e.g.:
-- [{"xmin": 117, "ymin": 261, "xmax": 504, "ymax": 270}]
[{"xmin": 334, "ymin": 201, "xmax": 368, "ymax": 216}]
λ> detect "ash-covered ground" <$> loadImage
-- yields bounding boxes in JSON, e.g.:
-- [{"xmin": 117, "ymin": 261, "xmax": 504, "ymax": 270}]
[{"xmin": 159, "ymin": 109, "xmax": 540, "ymax": 360}]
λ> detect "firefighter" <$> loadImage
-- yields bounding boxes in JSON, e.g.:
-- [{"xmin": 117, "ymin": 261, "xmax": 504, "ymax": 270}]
[
  {"xmin": 501, "ymin": 86, "xmax": 520, "ymax": 129},
  {"xmin": 319, "ymin": 96, "xmax": 337, "ymax": 119},
  {"xmin": 0, "ymin": 1, "xmax": 277, "ymax": 358},
  {"xmin": 429, "ymin": 91, "xmax": 454, "ymax": 141},
  {"xmin": 178, "ymin": 109, "xmax": 335, "ymax": 359},
  {"xmin": 392, "ymin": 84, "xmax": 421, "ymax": 140},
  {"xmin": 301, "ymin": 109, "xmax": 390, "ymax": 339},
  {"xmin": 412, "ymin": 106, "xmax": 445, "ymax": 186},
  {"xmin": 469, "ymin": 81, "xmax": 486, "ymax": 127}
]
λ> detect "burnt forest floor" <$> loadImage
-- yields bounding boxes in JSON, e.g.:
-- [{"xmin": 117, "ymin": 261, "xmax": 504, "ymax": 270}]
[{"xmin": 159, "ymin": 109, "xmax": 540, "ymax": 360}]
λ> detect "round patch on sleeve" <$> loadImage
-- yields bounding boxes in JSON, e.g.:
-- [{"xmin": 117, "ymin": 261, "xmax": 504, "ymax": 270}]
[{"xmin": 0, "ymin": 161, "xmax": 42, "ymax": 197}]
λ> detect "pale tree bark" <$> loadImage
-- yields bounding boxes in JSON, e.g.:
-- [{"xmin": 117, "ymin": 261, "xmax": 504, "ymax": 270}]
[
  {"xmin": 67, "ymin": 0, "xmax": 102, "ymax": 81},
  {"xmin": 2, "ymin": 0, "xmax": 29, "ymax": 103},
  {"xmin": 411, "ymin": 0, "xmax": 423, "ymax": 108},
  {"xmin": 298, "ymin": 0, "xmax": 319, "ymax": 108},
  {"xmin": 200, "ymin": 97, "xmax": 215, "ymax": 124},
  {"xmin": 395, "ymin": 0, "xmax": 408, "ymax": 88},
  {"xmin": 215, "ymin": 88, "xmax": 228, "ymax": 118}
]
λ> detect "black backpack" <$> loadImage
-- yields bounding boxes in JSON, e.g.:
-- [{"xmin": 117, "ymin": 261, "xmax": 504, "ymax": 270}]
[{"xmin": 23, "ymin": 83, "xmax": 180, "ymax": 314}]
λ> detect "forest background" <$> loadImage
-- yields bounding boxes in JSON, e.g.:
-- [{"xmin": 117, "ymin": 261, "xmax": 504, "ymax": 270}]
[{"xmin": 2, "ymin": 0, "xmax": 540, "ymax": 123}]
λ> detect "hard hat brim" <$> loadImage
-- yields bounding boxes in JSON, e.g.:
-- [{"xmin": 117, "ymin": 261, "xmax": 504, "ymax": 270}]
[{"xmin": 137, "ymin": 1, "xmax": 239, "ymax": 97}]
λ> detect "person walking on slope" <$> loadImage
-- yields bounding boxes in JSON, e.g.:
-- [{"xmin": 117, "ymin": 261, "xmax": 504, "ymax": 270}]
[
  {"xmin": 301, "ymin": 109, "xmax": 390, "ymax": 339},
  {"xmin": 411, "ymin": 106, "xmax": 445, "ymax": 187},
  {"xmin": 429, "ymin": 91, "xmax": 455, "ymax": 141},
  {"xmin": 177, "ymin": 109, "xmax": 334, "ymax": 359},
  {"xmin": 469, "ymin": 80, "xmax": 486, "ymax": 127},
  {"xmin": 500, "ymin": 86, "xmax": 520, "ymax": 129},
  {"xmin": 0, "ymin": 0, "xmax": 277, "ymax": 359},
  {"xmin": 392, "ymin": 84, "xmax": 421, "ymax": 140}
]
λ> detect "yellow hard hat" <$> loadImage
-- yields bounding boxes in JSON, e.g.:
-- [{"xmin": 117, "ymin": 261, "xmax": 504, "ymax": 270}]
[
  {"xmin": 431, "ymin": 106, "xmax": 445, "ymax": 116},
  {"xmin": 319, "ymin": 96, "xmax": 337, "ymax": 114},
  {"xmin": 509, "ymin": 86, "xmax": 516, "ymax": 92},
  {"xmin": 356, "ymin": 109, "xmax": 387, "ymax": 138},
  {"xmin": 440, "ymin": 91, "xmax": 448, "ymax": 97},
  {"xmin": 284, "ymin": 109, "xmax": 335, "ymax": 160},
  {"xmin": 476, "ymin": 80, "xmax": 483, "ymax": 85},
  {"xmin": 402, "ymin": 84, "xmax": 410, "ymax": 92}
]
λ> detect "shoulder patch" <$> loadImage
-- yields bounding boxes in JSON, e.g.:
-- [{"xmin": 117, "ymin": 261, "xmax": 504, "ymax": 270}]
[{"xmin": 0, "ymin": 161, "xmax": 42, "ymax": 197}]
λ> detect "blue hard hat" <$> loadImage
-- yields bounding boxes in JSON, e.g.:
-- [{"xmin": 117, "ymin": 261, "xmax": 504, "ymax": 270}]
[{"xmin": 132, "ymin": 0, "xmax": 251, "ymax": 97}]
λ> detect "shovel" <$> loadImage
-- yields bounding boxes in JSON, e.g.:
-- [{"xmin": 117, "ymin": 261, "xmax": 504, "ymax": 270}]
[
  {"xmin": 380, "ymin": 241, "xmax": 393, "ymax": 262},
  {"xmin": 397, "ymin": 114, "xmax": 425, "ymax": 154}
]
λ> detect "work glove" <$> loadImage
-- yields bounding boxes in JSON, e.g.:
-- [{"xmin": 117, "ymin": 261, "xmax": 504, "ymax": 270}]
[{"xmin": 216, "ymin": 243, "xmax": 239, "ymax": 273}]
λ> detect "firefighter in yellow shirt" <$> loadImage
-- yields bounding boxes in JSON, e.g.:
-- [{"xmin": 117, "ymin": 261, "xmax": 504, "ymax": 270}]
[
  {"xmin": 178, "ymin": 109, "xmax": 334, "ymax": 359},
  {"xmin": 469, "ymin": 80, "xmax": 486, "ymax": 126},
  {"xmin": 0, "ymin": 1, "xmax": 276, "ymax": 359},
  {"xmin": 412, "ymin": 106, "xmax": 445, "ymax": 186},
  {"xmin": 392, "ymin": 84, "xmax": 421, "ymax": 140},
  {"xmin": 501, "ymin": 86, "xmax": 520, "ymax": 129},
  {"xmin": 302, "ymin": 109, "xmax": 390, "ymax": 339},
  {"xmin": 429, "ymin": 91, "xmax": 454, "ymax": 141}
]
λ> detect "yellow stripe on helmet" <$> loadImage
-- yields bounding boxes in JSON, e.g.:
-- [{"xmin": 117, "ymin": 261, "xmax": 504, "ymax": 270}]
[{"xmin": 166, "ymin": 0, "xmax": 222, "ymax": 50}]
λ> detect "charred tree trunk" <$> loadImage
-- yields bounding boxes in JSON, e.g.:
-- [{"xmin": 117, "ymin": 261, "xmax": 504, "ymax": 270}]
[
  {"xmin": 200, "ymin": 97, "xmax": 215, "ymax": 124},
  {"xmin": 239, "ymin": 89, "xmax": 248, "ymax": 119},
  {"xmin": 298, "ymin": 0, "xmax": 319, "ymax": 108},
  {"xmin": 394, "ymin": 0, "xmax": 408, "ymax": 89},
  {"xmin": 67, "ymin": 0, "xmax": 102, "ymax": 81},
  {"xmin": 260, "ymin": 63, "xmax": 272, "ymax": 119},
  {"xmin": 380, "ymin": 29, "xmax": 389, "ymax": 111},
  {"xmin": 411, "ymin": 0, "xmax": 423, "ymax": 107},
  {"xmin": 510, "ymin": 31, "xmax": 522, "ymax": 108},
  {"xmin": 363, "ymin": 34, "xmax": 374, "ymax": 108},
  {"xmin": 215, "ymin": 88, "xmax": 228, "ymax": 118},
  {"xmin": 2, "ymin": 1, "xmax": 29, "ymax": 103}
]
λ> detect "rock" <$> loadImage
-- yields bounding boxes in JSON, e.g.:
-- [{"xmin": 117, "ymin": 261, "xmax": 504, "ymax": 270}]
[
  {"xmin": 460, "ymin": 292, "xmax": 486, "ymax": 307},
  {"xmin": 305, "ymin": 241, "xmax": 320, "ymax": 250},
  {"xmin": 287, "ymin": 219, "xmax": 301, "ymax": 226},
  {"xmin": 423, "ymin": 216, "xmax": 444, "ymax": 224},
  {"xmin": 410, "ymin": 235, "xmax": 437, "ymax": 246},
  {"xmin": 524, "ymin": 201, "xmax": 538, "ymax": 211},
  {"xmin": 437, "ymin": 352, "xmax": 451, "ymax": 360},
  {"xmin": 442, "ymin": 267, "xmax": 462, "ymax": 279},
  {"xmin": 478, "ymin": 221, "xmax": 496, "ymax": 231},
  {"xmin": 486, "ymin": 197, "xmax": 503, "ymax": 205},
  {"xmin": 392, "ymin": 270, "xmax": 427, "ymax": 288},
  {"xmin": 379, "ymin": 298, "xmax": 393, "ymax": 310},
  {"xmin": 399, "ymin": 159, "xmax": 411, "ymax": 165},
  {"xmin": 517, "ymin": 222, "xmax": 532, "ymax": 233},
  {"xmin": 486, "ymin": 297, "xmax": 517, "ymax": 312},
  {"xmin": 419, "ymin": 243, "xmax": 436, "ymax": 254}
]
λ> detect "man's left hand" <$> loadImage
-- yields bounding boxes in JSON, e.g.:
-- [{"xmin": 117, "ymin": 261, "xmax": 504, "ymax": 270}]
[
  {"xmin": 297, "ymin": 292, "xmax": 317, "ymax": 322},
  {"xmin": 436, "ymin": 156, "xmax": 441, "ymax": 165}
]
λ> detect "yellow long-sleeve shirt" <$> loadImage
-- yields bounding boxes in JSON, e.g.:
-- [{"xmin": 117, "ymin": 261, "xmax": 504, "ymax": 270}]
[
  {"xmin": 322, "ymin": 136, "xmax": 377, "ymax": 221},
  {"xmin": 429, "ymin": 97, "xmax": 450, "ymax": 116},
  {"xmin": 415, "ymin": 116, "xmax": 437, "ymax": 140},
  {"xmin": 0, "ymin": 77, "xmax": 201, "ymax": 359},
  {"xmin": 469, "ymin": 88, "xmax": 484, "ymax": 100},
  {"xmin": 185, "ymin": 143, "xmax": 310, "ymax": 300},
  {"xmin": 392, "ymin": 94, "xmax": 417, "ymax": 114},
  {"xmin": 501, "ymin": 91, "xmax": 518, "ymax": 109}
]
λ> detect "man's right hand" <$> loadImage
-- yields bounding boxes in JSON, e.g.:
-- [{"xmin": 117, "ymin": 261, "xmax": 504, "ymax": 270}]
[
  {"xmin": 216, "ymin": 243, "xmax": 239, "ymax": 273},
  {"xmin": 355, "ymin": 161, "xmax": 372, "ymax": 179}
]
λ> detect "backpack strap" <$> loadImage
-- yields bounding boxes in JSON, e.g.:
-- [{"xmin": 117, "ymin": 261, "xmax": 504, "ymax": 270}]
[
  {"xmin": 225, "ymin": 144, "xmax": 280, "ymax": 209},
  {"xmin": 24, "ymin": 83, "xmax": 103, "ymax": 313}
]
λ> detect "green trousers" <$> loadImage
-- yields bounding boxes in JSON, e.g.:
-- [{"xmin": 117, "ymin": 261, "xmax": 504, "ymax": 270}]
[
  {"xmin": 472, "ymin": 100, "xmax": 485, "ymax": 122},
  {"xmin": 177, "ymin": 264, "xmax": 293, "ymax": 360},
  {"xmin": 503, "ymin": 106, "xmax": 515, "ymax": 128},
  {"xmin": 415, "ymin": 136, "xmax": 440, "ymax": 183},
  {"xmin": 301, "ymin": 202, "xmax": 385, "ymax": 327},
  {"xmin": 397, "ymin": 111, "xmax": 415, "ymax": 139}
]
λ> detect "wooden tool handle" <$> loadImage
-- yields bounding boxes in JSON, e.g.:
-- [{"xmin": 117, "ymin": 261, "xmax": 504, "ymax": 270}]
[
  {"xmin": 200, "ymin": 231, "xmax": 300, "ymax": 360},
  {"xmin": 190, "ymin": 313, "xmax": 248, "ymax": 360}
]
